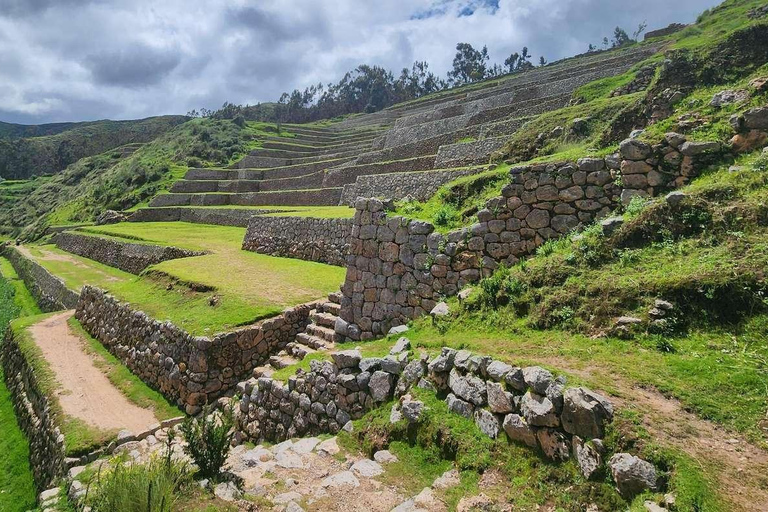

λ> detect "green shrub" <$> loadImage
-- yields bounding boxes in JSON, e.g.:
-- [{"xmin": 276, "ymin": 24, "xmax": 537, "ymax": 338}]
[{"xmin": 179, "ymin": 405, "xmax": 235, "ymax": 479}]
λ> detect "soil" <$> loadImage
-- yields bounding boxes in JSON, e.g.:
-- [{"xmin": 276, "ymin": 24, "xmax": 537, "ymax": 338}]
[{"xmin": 28, "ymin": 311, "xmax": 158, "ymax": 433}]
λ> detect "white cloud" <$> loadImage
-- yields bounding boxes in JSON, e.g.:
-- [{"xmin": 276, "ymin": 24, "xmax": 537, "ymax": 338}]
[{"xmin": 0, "ymin": 0, "xmax": 717, "ymax": 124}]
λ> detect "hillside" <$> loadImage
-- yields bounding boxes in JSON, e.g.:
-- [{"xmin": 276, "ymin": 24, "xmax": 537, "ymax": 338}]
[
  {"xmin": 1, "ymin": 1, "xmax": 768, "ymax": 512},
  {"xmin": 0, "ymin": 115, "xmax": 188, "ymax": 180}
]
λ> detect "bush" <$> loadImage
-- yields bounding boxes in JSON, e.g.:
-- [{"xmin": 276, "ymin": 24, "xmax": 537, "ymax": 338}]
[
  {"xmin": 87, "ymin": 437, "xmax": 193, "ymax": 512},
  {"xmin": 179, "ymin": 405, "xmax": 235, "ymax": 479}
]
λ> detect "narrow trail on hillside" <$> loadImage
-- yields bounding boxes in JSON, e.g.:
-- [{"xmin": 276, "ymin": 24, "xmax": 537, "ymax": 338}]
[
  {"xmin": 536, "ymin": 357, "xmax": 768, "ymax": 511},
  {"xmin": 29, "ymin": 311, "xmax": 158, "ymax": 434}
]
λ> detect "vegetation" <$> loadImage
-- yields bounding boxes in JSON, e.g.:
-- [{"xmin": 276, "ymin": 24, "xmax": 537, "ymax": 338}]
[
  {"xmin": 0, "ymin": 116, "xmax": 188, "ymax": 180},
  {"xmin": 180, "ymin": 405, "xmax": 236, "ymax": 479}
]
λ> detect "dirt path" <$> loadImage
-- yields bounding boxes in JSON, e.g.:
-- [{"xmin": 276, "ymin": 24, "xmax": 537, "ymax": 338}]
[
  {"xmin": 536, "ymin": 356, "xmax": 768, "ymax": 511},
  {"xmin": 29, "ymin": 311, "xmax": 158, "ymax": 433}
]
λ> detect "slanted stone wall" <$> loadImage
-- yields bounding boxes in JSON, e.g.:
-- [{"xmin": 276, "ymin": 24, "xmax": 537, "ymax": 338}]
[
  {"xmin": 234, "ymin": 343, "xmax": 615, "ymax": 470},
  {"xmin": 1, "ymin": 328, "xmax": 67, "ymax": 490},
  {"xmin": 241, "ymin": 216, "xmax": 353, "ymax": 267},
  {"xmin": 1, "ymin": 245, "xmax": 79, "ymax": 312},
  {"xmin": 54, "ymin": 232, "xmax": 206, "ymax": 275},
  {"xmin": 434, "ymin": 136, "xmax": 508, "ymax": 168},
  {"xmin": 75, "ymin": 286, "xmax": 315, "ymax": 414},
  {"xmin": 128, "ymin": 207, "xmax": 274, "ymax": 227},
  {"xmin": 336, "ymin": 134, "xmax": 721, "ymax": 340},
  {"xmin": 338, "ymin": 168, "xmax": 480, "ymax": 206}
]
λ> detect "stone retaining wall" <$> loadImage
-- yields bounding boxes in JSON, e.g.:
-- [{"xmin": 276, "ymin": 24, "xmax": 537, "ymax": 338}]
[
  {"xmin": 241, "ymin": 216, "xmax": 353, "ymax": 266},
  {"xmin": 54, "ymin": 232, "xmax": 206, "ymax": 275},
  {"xmin": 434, "ymin": 136, "xmax": 508, "ymax": 168},
  {"xmin": 337, "ymin": 134, "xmax": 721, "ymax": 339},
  {"xmin": 149, "ymin": 189, "xmax": 343, "ymax": 208},
  {"xmin": 338, "ymin": 168, "xmax": 480, "ymax": 206},
  {"xmin": 128, "ymin": 207, "xmax": 272, "ymax": 227},
  {"xmin": 323, "ymin": 156, "xmax": 436, "ymax": 188},
  {"xmin": 234, "ymin": 343, "xmax": 615, "ymax": 470},
  {"xmin": 1, "ymin": 245, "xmax": 79, "ymax": 312},
  {"xmin": 1, "ymin": 327, "xmax": 67, "ymax": 490},
  {"xmin": 75, "ymin": 286, "xmax": 315, "ymax": 414}
]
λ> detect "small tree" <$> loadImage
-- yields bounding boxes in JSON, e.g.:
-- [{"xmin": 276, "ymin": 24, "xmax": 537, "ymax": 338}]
[
  {"xmin": 447, "ymin": 42, "xmax": 490, "ymax": 85},
  {"xmin": 180, "ymin": 405, "xmax": 235, "ymax": 479},
  {"xmin": 632, "ymin": 20, "xmax": 648, "ymax": 42},
  {"xmin": 539, "ymin": 56, "xmax": 547, "ymax": 67},
  {"xmin": 612, "ymin": 26, "xmax": 631, "ymax": 48}
]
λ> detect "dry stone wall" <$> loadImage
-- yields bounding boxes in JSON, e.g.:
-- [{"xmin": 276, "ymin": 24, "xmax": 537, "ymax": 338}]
[
  {"xmin": 233, "ymin": 342, "xmax": 615, "ymax": 472},
  {"xmin": 75, "ymin": 286, "xmax": 315, "ymax": 414},
  {"xmin": 241, "ymin": 216, "xmax": 353, "ymax": 266},
  {"xmin": 128, "ymin": 207, "xmax": 274, "ymax": 227},
  {"xmin": 1, "ymin": 327, "xmax": 67, "ymax": 490},
  {"xmin": 54, "ymin": 232, "xmax": 206, "ymax": 275},
  {"xmin": 338, "ymin": 168, "xmax": 480, "ymax": 206},
  {"xmin": 337, "ymin": 134, "xmax": 720, "ymax": 340},
  {"xmin": 0, "ymin": 244, "xmax": 79, "ymax": 312}
]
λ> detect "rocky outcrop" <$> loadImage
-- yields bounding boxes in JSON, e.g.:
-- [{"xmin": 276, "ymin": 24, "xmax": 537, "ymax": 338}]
[
  {"xmin": 75, "ymin": 286, "xmax": 315, "ymax": 414},
  {"xmin": 242, "ymin": 216, "xmax": 353, "ymax": 267},
  {"xmin": 54, "ymin": 232, "xmax": 205, "ymax": 275},
  {"xmin": 1, "ymin": 327, "xmax": 67, "ymax": 491}
]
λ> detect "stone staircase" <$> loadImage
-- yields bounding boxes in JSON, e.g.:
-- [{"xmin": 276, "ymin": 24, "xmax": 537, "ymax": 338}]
[{"xmin": 253, "ymin": 291, "xmax": 343, "ymax": 377}]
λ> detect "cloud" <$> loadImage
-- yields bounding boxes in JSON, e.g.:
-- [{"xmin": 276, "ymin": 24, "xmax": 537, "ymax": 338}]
[{"xmin": 0, "ymin": 0, "xmax": 720, "ymax": 125}]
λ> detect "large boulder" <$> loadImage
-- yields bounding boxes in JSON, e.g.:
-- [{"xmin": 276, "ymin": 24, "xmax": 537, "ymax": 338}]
[
  {"xmin": 609, "ymin": 453, "xmax": 658, "ymax": 499},
  {"xmin": 486, "ymin": 382, "xmax": 515, "ymax": 414},
  {"xmin": 522, "ymin": 366, "xmax": 553, "ymax": 394},
  {"xmin": 332, "ymin": 350, "xmax": 362, "ymax": 369},
  {"xmin": 619, "ymin": 139, "xmax": 652, "ymax": 160},
  {"xmin": 449, "ymin": 369, "xmax": 487, "ymax": 406},
  {"xmin": 502, "ymin": 414, "xmax": 538, "ymax": 448},
  {"xmin": 561, "ymin": 387, "xmax": 614, "ymax": 439},
  {"xmin": 368, "ymin": 371, "xmax": 392, "ymax": 402}
]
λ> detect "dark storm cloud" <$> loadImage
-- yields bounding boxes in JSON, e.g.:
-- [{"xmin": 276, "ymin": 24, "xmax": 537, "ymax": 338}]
[
  {"xmin": 0, "ymin": 0, "xmax": 721, "ymax": 124},
  {"xmin": 85, "ymin": 44, "xmax": 182, "ymax": 88}
]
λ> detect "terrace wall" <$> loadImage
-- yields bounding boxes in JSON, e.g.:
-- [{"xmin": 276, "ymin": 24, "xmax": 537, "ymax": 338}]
[
  {"xmin": 54, "ymin": 232, "xmax": 206, "ymax": 275},
  {"xmin": 338, "ymin": 168, "xmax": 479, "ymax": 206},
  {"xmin": 242, "ymin": 216, "xmax": 353, "ymax": 267},
  {"xmin": 128, "ymin": 207, "xmax": 271, "ymax": 227},
  {"xmin": 0, "ymin": 245, "xmax": 79, "ymax": 312},
  {"xmin": 75, "ymin": 286, "xmax": 315, "ymax": 414}
]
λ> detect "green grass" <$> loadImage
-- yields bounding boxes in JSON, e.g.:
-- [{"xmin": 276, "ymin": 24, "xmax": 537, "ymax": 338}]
[
  {"xmin": 68, "ymin": 317, "xmax": 182, "ymax": 420},
  {"xmin": 25, "ymin": 222, "xmax": 344, "ymax": 335},
  {"xmin": 0, "ymin": 257, "xmax": 42, "ymax": 316},
  {"xmin": 0, "ymin": 271, "xmax": 37, "ymax": 512}
]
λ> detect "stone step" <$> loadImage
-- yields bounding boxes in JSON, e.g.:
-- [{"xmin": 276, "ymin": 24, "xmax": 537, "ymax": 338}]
[
  {"xmin": 306, "ymin": 323, "xmax": 337, "ymax": 343},
  {"xmin": 253, "ymin": 365, "xmax": 274, "ymax": 378},
  {"xmin": 295, "ymin": 332, "xmax": 330, "ymax": 350},
  {"xmin": 269, "ymin": 354, "xmax": 298, "ymax": 369},
  {"xmin": 310, "ymin": 311, "xmax": 338, "ymax": 329},
  {"xmin": 318, "ymin": 301, "xmax": 340, "ymax": 315},
  {"xmin": 328, "ymin": 291, "xmax": 342, "ymax": 304},
  {"xmin": 285, "ymin": 341, "xmax": 315, "ymax": 360}
]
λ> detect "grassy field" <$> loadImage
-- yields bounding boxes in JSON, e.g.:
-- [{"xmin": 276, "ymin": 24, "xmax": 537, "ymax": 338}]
[
  {"xmin": 24, "ymin": 222, "xmax": 345, "ymax": 335},
  {"xmin": 0, "ymin": 263, "xmax": 38, "ymax": 512}
]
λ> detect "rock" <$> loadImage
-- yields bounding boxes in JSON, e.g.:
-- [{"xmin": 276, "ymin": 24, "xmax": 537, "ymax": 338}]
[
  {"xmin": 401, "ymin": 399, "xmax": 426, "ymax": 422},
  {"xmin": 710, "ymin": 89, "xmax": 749, "ymax": 107},
  {"xmin": 486, "ymin": 360, "xmax": 513, "ymax": 381},
  {"xmin": 573, "ymin": 436, "xmax": 603, "ymax": 479},
  {"xmin": 680, "ymin": 140, "xmax": 720, "ymax": 156},
  {"xmin": 242, "ymin": 447, "xmax": 273, "ymax": 466},
  {"xmin": 621, "ymin": 188, "xmax": 649, "ymax": 205},
  {"xmin": 664, "ymin": 132, "xmax": 686, "ymax": 148},
  {"xmin": 731, "ymin": 130, "xmax": 768, "ymax": 153},
  {"xmin": 351, "ymin": 458, "xmax": 384, "ymax": 477},
  {"xmin": 665, "ymin": 191, "xmax": 687, "ymax": 207},
  {"xmin": 116, "ymin": 430, "xmax": 136, "ymax": 445},
  {"xmin": 522, "ymin": 366, "xmax": 553, "ymax": 394},
  {"xmin": 391, "ymin": 499, "xmax": 420, "ymax": 512},
  {"xmin": 95, "ymin": 210, "xmax": 127, "ymax": 225},
  {"xmin": 609, "ymin": 453, "xmax": 658, "ymax": 499},
  {"xmin": 457, "ymin": 287, "xmax": 474, "ymax": 301},
  {"xmin": 430, "ymin": 302, "xmax": 450, "ymax": 317},
  {"xmin": 449, "ymin": 369, "xmax": 487, "ymax": 405},
  {"xmin": 291, "ymin": 437, "xmax": 321, "ymax": 454},
  {"xmin": 321, "ymin": 471, "xmax": 360, "ymax": 489},
  {"xmin": 388, "ymin": 324, "xmax": 410, "ymax": 335},
  {"xmin": 274, "ymin": 491, "xmax": 303, "ymax": 505},
  {"xmin": 446, "ymin": 393, "xmax": 474, "ymax": 418},
  {"xmin": 600, "ymin": 217, "xmax": 624, "ymax": 237},
  {"xmin": 428, "ymin": 348, "xmax": 456, "ymax": 373},
  {"xmin": 332, "ymin": 349, "xmax": 362, "ymax": 369},
  {"xmin": 749, "ymin": 76, "xmax": 768, "ymax": 93},
  {"xmin": 390, "ymin": 403, "xmax": 404, "ymax": 423},
  {"xmin": 620, "ymin": 138, "xmax": 652, "ymax": 160},
  {"xmin": 374, "ymin": 450, "xmax": 399, "ymax": 464},
  {"xmin": 743, "ymin": 107, "xmax": 768, "ymax": 130},
  {"xmin": 616, "ymin": 316, "xmax": 642, "ymax": 326},
  {"xmin": 275, "ymin": 450, "xmax": 304, "ymax": 469},
  {"xmin": 286, "ymin": 502, "xmax": 305, "ymax": 512},
  {"xmin": 644, "ymin": 501, "xmax": 666, "ymax": 512},
  {"xmin": 571, "ymin": 117, "xmax": 591, "ymax": 136},
  {"xmin": 342, "ymin": 421, "xmax": 354, "ymax": 433},
  {"xmin": 390, "ymin": 337, "xmax": 411, "ymax": 354},
  {"xmin": 432, "ymin": 468, "xmax": 461, "ymax": 490},
  {"xmin": 369, "ymin": 371, "xmax": 393, "ymax": 402},
  {"xmin": 537, "ymin": 429, "xmax": 570, "ymax": 461},
  {"xmin": 504, "ymin": 367, "xmax": 526, "ymax": 391},
  {"xmin": 414, "ymin": 487, "xmax": 442, "ymax": 509},
  {"xmin": 474, "ymin": 409, "xmax": 501, "ymax": 438},
  {"xmin": 502, "ymin": 414, "xmax": 538, "ymax": 448},
  {"xmin": 486, "ymin": 382, "xmax": 515, "ymax": 414},
  {"xmin": 317, "ymin": 437, "xmax": 340, "ymax": 456},
  {"xmin": 561, "ymin": 387, "xmax": 614, "ymax": 439},
  {"xmin": 521, "ymin": 391, "xmax": 559, "ymax": 427},
  {"xmin": 213, "ymin": 482, "xmax": 241, "ymax": 502}
]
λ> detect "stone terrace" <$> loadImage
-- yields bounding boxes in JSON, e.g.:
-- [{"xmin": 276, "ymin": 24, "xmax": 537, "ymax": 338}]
[{"xmin": 130, "ymin": 43, "xmax": 662, "ymax": 226}]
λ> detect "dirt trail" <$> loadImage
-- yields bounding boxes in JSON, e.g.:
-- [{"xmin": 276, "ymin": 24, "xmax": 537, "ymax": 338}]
[
  {"xmin": 29, "ymin": 311, "xmax": 158, "ymax": 433},
  {"xmin": 537, "ymin": 356, "xmax": 768, "ymax": 511}
]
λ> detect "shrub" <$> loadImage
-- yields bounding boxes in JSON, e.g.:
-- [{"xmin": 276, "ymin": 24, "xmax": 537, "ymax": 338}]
[{"xmin": 179, "ymin": 405, "xmax": 235, "ymax": 479}]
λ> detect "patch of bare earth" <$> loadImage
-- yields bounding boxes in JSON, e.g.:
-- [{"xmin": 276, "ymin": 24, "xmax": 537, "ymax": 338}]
[{"xmin": 29, "ymin": 311, "xmax": 158, "ymax": 433}]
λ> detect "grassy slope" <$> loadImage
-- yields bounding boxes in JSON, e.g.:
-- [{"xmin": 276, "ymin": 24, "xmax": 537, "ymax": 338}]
[
  {"xmin": 0, "ymin": 260, "xmax": 39, "ymax": 512},
  {"xmin": 0, "ymin": 115, "xmax": 189, "ymax": 180},
  {"xmin": 23, "ymin": 222, "xmax": 344, "ymax": 335}
]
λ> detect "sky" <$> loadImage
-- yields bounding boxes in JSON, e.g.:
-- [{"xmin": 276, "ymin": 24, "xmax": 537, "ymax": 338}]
[{"xmin": 0, "ymin": 0, "xmax": 720, "ymax": 125}]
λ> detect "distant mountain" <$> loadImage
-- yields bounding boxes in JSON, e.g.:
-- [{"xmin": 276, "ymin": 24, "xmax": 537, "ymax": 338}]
[{"xmin": 0, "ymin": 115, "xmax": 189, "ymax": 180}]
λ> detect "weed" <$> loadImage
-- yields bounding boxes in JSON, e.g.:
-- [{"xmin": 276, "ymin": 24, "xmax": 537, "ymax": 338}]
[{"xmin": 180, "ymin": 404, "xmax": 235, "ymax": 479}]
